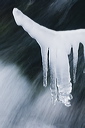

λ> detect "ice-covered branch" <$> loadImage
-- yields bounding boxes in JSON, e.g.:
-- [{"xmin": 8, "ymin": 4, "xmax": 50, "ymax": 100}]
[{"xmin": 13, "ymin": 8, "xmax": 85, "ymax": 107}]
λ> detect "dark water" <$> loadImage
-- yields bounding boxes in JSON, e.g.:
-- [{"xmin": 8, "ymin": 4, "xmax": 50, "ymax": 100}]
[{"xmin": 0, "ymin": 0, "xmax": 85, "ymax": 128}]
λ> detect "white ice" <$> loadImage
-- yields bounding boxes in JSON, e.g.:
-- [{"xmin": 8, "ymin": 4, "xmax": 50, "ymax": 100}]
[{"xmin": 13, "ymin": 8, "xmax": 85, "ymax": 107}]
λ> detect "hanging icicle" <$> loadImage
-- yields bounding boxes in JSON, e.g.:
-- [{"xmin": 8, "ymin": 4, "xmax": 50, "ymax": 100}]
[{"xmin": 13, "ymin": 8, "xmax": 85, "ymax": 107}]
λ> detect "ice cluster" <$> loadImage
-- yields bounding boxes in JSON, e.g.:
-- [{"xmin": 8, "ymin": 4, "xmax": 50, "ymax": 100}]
[{"xmin": 13, "ymin": 8, "xmax": 85, "ymax": 107}]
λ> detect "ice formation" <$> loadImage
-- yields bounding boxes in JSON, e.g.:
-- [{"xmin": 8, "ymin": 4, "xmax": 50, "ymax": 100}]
[{"xmin": 13, "ymin": 8, "xmax": 85, "ymax": 107}]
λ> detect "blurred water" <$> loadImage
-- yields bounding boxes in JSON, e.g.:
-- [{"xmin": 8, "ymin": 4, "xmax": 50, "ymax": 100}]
[
  {"xmin": 0, "ymin": 62, "xmax": 30, "ymax": 127},
  {"xmin": 0, "ymin": 61, "xmax": 84, "ymax": 128},
  {"xmin": 0, "ymin": 61, "xmax": 64, "ymax": 128}
]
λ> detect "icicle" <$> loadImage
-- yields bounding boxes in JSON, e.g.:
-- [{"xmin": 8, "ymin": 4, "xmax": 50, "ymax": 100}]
[
  {"xmin": 56, "ymin": 48, "xmax": 72, "ymax": 107},
  {"xmin": 72, "ymin": 44, "xmax": 79, "ymax": 83},
  {"xmin": 41, "ymin": 46, "xmax": 48, "ymax": 87},
  {"xmin": 13, "ymin": 8, "xmax": 85, "ymax": 107},
  {"xmin": 49, "ymin": 48, "xmax": 57, "ymax": 105},
  {"xmin": 83, "ymin": 44, "xmax": 85, "ymax": 61},
  {"xmin": 83, "ymin": 44, "xmax": 85, "ymax": 73}
]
